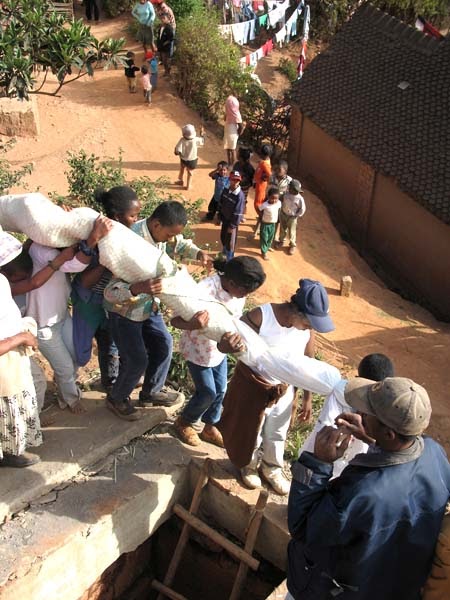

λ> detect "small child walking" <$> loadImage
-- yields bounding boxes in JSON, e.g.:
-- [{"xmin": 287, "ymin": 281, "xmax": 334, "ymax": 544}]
[
  {"xmin": 252, "ymin": 144, "xmax": 272, "ymax": 238},
  {"xmin": 216, "ymin": 171, "xmax": 245, "ymax": 261},
  {"xmin": 233, "ymin": 147, "xmax": 255, "ymax": 221},
  {"xmin": 276, "ymin": 179, "xmax": 305, "ymax": 255},
  {"xmin": 124, "ymin": 51, "xmax": 140, "ymax": 93},
  {"xmin": 140, "ymin": 65, "xmax": 152, "ymax": 104},
  {"xmin": 174, "ymin": 124, "xmax": 204, "ymax": 190},
  {"xmin": 259, "ymin": 187, "xmax": 281, "ymax": 261},
  {"xmin": 204, "ymin": 161, "xmax": 229, "ymax": 221},
  {"xmin": 145, "ymin": 50, "xmax": 158, "ymax": 90}
]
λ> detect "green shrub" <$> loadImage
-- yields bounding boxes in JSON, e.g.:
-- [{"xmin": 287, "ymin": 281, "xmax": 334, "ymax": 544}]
[
  {"xmin": 276, "ymin": 57, "xmax": 298, "ymax": 83},
  {"xmin": 0, "ymin": 140, "xmax": 33, "ymax": 194},
  {"xmin": 174, "ymin": 7, "xmax": 253, "ymax": 120},
  {"xmin": 170, "ymin": 0, "xmax": 204, "ymax": 19},
  {"xmin": 0, "ymin": 0, "xmax": 127, "ymax": 98},
  {"xmin": 62, "ymin": 148, "xmax": 202, "ymax": 237}
]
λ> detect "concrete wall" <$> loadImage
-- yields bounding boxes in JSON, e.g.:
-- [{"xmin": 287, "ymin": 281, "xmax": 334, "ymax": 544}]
[
  {"xmin": 368, "ymin": 175, "xmax": 450, "ymax": 319},
  {"xmin": 288, "ymin": 108, "xmax": 450, "ymax": 319}
]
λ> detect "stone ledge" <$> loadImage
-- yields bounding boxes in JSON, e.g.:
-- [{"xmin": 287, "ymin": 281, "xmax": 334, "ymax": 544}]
[{"xmin": 0, "ymin": 96, "xmax": 40, "ymax": 137}]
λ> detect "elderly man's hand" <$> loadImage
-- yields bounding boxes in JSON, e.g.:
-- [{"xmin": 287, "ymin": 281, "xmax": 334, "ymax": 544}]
[
  {"xmin": 335, "ymin": 413, "xmax": 375, "ymax": 445},
  {"xmin": 313, "ymin": 426, "xmax": 352, "ymax": 463}
]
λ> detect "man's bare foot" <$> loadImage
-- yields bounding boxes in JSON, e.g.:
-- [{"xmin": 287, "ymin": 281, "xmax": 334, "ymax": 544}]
[
  {"xmin": 69, "ymin": 400, "xmax": 87, "ymax": 414},
  {"xmin": 40, "ymin": 415, "xmax": 56, "ymax": 427}
]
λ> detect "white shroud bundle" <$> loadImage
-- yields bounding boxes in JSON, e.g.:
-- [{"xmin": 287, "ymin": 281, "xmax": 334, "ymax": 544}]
[{"xmin": 0, "ymin": 192, "xmax": 345, "ymax": 395}]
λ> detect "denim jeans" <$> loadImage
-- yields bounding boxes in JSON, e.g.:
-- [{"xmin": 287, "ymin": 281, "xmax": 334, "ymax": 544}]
[
  {"xmin": 182, "ymin": 358, "xmax": 228, "ymax": 425},
  {"xmin": 37, "ymin": 314, "xmax": 80, "ymax": 409},
  {"xmin": 108, "ymin": 311, "xmax": 173, "ymax": 403},
  {"xmin": 95, "ymin": 323, "xmax": 119, "ymax": 389}
]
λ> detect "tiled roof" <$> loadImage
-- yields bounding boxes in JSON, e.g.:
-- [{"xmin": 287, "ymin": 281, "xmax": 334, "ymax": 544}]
[{"xmin": 290, "ymin": 3, "xmax": 450, "ymax": 224}]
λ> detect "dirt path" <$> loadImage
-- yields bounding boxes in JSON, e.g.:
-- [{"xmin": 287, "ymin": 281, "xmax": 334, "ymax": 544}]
[{"xmin": 5, "ymin": 15, "xmax": 450, "ymax": 452}]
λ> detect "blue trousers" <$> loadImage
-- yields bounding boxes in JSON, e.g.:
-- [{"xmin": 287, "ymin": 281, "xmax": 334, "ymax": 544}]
[
  {"xmin": 108, "ymin": 311, "xmax": 173, "ymax": 402},
  {"xmin": 182, "ymin": 358, "xmax": 228, "ymax": 425}
]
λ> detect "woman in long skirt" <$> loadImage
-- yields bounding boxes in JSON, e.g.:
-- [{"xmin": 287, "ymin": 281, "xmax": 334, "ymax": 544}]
[{"xmin": 0, "ymin": 232, "xmax": 42, "ymax": 468}]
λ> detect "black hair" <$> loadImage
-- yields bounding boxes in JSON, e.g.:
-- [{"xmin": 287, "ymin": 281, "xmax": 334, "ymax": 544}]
[
  {"xmin": 267, "ymin": 187, "xmax": 279, "ymax": 198},
  {"xmin": 358, "ymin": 354, "xmax": 395, "ymax": 381},
  {"xmin": 238, "ymin": 148, "xmax": 251, "ymax": 161},
  {"xmin": 217, "ymin": 161, "xmax": 229, "ymax": 169},
  {"xmin": 126, "ymin": 51, "xmax": 135, "ymax": 58},
  {"xmin": 277, "ymin": 160, "xmax": 288, "ymax": 171},
  {"xmin": 260, "ymin": 144, "xmax": 272, "ymax": 158},
  {"xmin": 213, "ymin": 256, "xmax": 266, "ymax": 293},
  {"xmin": 1, "ymin": 248, "xmax": 33, "ymax": 277},
  {"xmin": 141, "ymin": 65, "xmax": 149, "ymax": 74},
  {"xmin": 94, "ymin": 186, "xmax": 138, "ymax": 219},
  {"xmin": 149, "ymin": 201, "xmax": 187, "ymax": 227}
]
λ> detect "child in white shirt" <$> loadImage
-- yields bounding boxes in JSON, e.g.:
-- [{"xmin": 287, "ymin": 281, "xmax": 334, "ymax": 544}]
[
  {"xmin": 259, "ymin": 187, "xmax": 281, "ymax": 261},
  {"xmin": 174, "ymin": 123, "xmax": 204, "ymax": 190}
]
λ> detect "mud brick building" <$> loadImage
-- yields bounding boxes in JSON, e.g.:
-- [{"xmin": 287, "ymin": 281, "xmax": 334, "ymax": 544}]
[{"xmin": 288, "ymin": 3, "xmax": 450, "ymax": 319}]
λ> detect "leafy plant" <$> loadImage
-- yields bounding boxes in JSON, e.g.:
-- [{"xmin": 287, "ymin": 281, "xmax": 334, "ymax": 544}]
[
  {"xmin": 276, "ymin": 57, "xmax": 298, "ymax": 83},
  {"xmin": 174, "ymin": 7, "xmax": 254, "ymax": 120},
  {"xmin": 284, "ymin": 392, "xmax": 325, "ymax": 461},
  {"xmin": 0, "ymin": 139, "xmax": 33, "ymax": 194},
  {"xmin": 62, "ymin": 148, "xmax": 202, "ymax": 237},
  {"xmin": 0, "ymin": 0, "xmax": 127, "ymax": 98}
]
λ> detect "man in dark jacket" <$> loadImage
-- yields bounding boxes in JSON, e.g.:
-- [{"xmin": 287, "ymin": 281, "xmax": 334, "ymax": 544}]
[{"xmin": 287, "ymin": 376, "xmax": 450, "ymax": 600}]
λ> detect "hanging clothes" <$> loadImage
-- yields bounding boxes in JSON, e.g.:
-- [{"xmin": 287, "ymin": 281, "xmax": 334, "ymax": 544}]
[{"xmin": 248, "ymin": 18, "xmax": 256, "ymax": 41}]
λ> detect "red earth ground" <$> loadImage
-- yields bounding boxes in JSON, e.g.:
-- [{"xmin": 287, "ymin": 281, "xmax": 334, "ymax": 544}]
[{"xmin": 4, "ymin": 13, "xmax": 450, "ymax": 452}]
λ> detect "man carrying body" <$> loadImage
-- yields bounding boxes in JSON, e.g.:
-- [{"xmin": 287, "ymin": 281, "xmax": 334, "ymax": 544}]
[{"xmin": 287, "ymin": 376, "xmax": 450, "ymax": 599}]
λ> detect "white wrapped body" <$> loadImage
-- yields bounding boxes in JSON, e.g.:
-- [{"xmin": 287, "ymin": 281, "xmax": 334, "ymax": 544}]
[{"xmin": 0, "ymin": 192, "xmax": 343, "ymax": 394}]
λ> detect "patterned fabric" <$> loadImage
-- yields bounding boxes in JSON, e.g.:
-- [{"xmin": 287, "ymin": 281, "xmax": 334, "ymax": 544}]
[{"xmin": 179, "ymin": 274, "xmax": 245, "ymax": 367}]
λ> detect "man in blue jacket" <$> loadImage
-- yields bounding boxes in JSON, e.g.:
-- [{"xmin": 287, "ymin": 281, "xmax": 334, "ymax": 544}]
[{"xmin": 287, "ymin": 376, "xmax": 450, "ymax": 600}]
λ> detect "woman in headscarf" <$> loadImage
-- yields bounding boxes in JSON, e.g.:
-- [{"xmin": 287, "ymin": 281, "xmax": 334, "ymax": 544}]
[{"xmin": 0, "ymin": 231, "xmax": 42, "ymax": 467}]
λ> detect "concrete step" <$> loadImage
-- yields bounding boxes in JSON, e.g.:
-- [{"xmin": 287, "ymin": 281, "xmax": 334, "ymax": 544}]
[
  {"xmin": 0, "ymin": 390, "xmax": 183, "ymax": 523},
  {"xmin": 0, "ymin": 434, "xmax": 289, "ymax": 600}
]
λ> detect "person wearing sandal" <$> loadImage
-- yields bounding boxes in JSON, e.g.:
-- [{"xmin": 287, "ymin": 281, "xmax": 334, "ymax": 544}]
[
  {"xmin": 171, "ymin": 256, "xmax": 266, "ymax": 447},
  {"xmin": 0, "ymin": 232, "xmax": 42, "ymax": 468}
]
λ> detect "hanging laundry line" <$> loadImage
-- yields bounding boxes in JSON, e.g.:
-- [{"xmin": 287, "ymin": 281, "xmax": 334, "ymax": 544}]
[
  {"xmin": 218, "ymin": 0, "xmax": 291, "ymax": 45},
  {"xmin": 235, "ymin": 1, "xmax": 308, "ymax": 76}
]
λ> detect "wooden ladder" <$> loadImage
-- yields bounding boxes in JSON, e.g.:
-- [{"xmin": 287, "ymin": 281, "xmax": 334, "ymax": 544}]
[{"xmin": 151, "ymin": 458, "xmax": 269, "ymax": 600}]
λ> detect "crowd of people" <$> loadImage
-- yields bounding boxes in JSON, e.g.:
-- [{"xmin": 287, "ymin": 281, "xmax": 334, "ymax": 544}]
[{"xmin": 1, "ymin": 45, "xmax": 449, "ymax": 600}]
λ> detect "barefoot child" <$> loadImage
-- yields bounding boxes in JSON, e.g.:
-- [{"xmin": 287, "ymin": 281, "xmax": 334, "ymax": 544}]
[
  {"xmin": 174, "ymin": 124, "xmax": 205, "ymax": 190},
  {"xmin": 259, "ymin": 187, "xmax": 281, "ymax": 261},
  {"xmin": 172, "ymin": 256, "xmax": 266, "ymax": 447},
  {"xmin": 233, "ymin": 147, "xmax": 255, "ymax": 219}
]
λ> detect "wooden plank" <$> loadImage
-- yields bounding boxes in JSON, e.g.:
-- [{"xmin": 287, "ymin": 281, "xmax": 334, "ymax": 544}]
[
  {"xmin": 229, "ymin": 490, "xmax": 268, "ymax": 600},
  {"xmin": 152, "ymin": 579, "xmax": 188, "ymax": 600},
  {"xmin": 173, "ymin": 504, "xmax": 260, "ymax": 571}
]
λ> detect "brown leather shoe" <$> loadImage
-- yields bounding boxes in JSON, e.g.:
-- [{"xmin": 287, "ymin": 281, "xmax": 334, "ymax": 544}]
[
  {"xmin": 174, "ymin": 416, "xmax": 201, "ymax": 446},
  {"xmin": 200, "ymin": 425, "xmax": 224, "ymax": 448}
]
